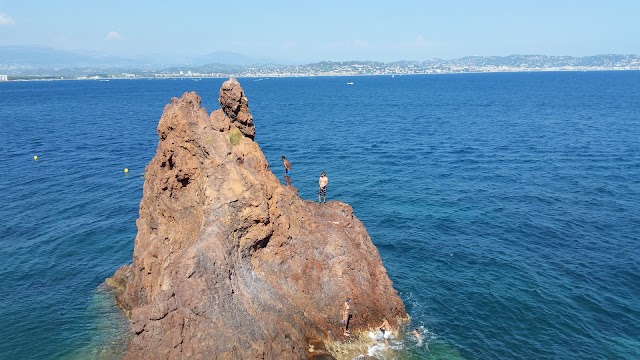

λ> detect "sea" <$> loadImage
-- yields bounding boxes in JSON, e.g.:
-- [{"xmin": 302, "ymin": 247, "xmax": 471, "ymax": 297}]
[{"xmin": 1, "ymin": 72, "xmax": 639, "ymax": 360}]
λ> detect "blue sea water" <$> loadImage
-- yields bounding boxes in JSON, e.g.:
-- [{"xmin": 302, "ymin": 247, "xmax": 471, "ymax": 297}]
[{"xmin": 1, "ymin": 72, "xmax": 639, "ymax": 359}]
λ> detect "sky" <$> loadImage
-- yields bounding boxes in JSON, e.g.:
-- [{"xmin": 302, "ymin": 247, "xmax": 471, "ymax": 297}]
[{"xmin": 1, "ymin": 0, "xmax": 639, "ymax": 63}]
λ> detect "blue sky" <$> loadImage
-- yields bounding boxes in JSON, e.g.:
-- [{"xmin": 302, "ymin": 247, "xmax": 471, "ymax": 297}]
[{"xmin": 0, "ymin": 0, "xmax": 639, "ymax": 63}]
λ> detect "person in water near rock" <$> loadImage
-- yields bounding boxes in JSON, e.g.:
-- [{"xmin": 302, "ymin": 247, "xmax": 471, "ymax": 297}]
[
  {"xmin": 282, "ymin": 155, "xmax": 291, "ymax": 186},
  {"xmin": 378, "ymin": 317, "xmax": 391, "ymax": 348},
  {"xmin": 341, "ymin": 298, "xmax": 351, "ymax": 336},
  {"xmin": 412, "ymin": 328, "xmax": 422, "ymax": 346},
  {"xmin": 318, "ymin": 171, "xmax": 328, "ymax": 203}
]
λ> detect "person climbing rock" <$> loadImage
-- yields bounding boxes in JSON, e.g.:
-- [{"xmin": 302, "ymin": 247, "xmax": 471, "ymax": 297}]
[
  {"xmin": 378, "ymin": 317, "xmax": 391, "ymax": 348},
  {"xmin": 341, "ymin": 298, "xmax": 351, "ymax": 336}
]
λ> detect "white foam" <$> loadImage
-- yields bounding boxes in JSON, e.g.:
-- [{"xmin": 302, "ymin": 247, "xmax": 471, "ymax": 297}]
[{"xmin": 367, "ymin": 342, "xmax": 385, "ymax": 356}]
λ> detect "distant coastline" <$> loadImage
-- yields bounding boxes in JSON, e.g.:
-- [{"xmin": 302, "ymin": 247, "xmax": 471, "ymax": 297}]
[
  {"xmin": 0, "ymin": 54, "xmax": 640, "ymax": 81},
  {"xmin": 3, "ymin": 68, "xmax": 640, "ymax": 82},
  {"xmin": 1, "ymin": 54, "xmax": 639, "ymax": 81}
]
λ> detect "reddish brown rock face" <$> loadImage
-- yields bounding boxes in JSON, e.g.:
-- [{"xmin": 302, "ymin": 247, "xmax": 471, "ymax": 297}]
[
  {"xmin": 109, "ymin": 79, "xmax": 406, "ymax": 359},
  {"xmin": 219, "ymin": 78, "xmax": 255, "ymax": 139}
]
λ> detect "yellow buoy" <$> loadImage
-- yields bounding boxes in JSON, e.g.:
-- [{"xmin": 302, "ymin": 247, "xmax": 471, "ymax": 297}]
[
  {"xmin": 33, "ymin": 155, "xmax": 38, "ymax": 161},
  {"xmin": 124, "ymin": 168, "xmax": 129, "ymax": 173}
]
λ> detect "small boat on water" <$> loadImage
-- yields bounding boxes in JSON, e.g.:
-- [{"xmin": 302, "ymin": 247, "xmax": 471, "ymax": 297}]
[{"xmin": 346, "ymin": 81, "xmax": 354, "ymax": 85}]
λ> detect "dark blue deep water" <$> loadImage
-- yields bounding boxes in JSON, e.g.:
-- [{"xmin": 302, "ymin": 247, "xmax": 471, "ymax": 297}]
[{"xmin": 1, "ymin": 72, "xmax": 639, "ymax": 359}]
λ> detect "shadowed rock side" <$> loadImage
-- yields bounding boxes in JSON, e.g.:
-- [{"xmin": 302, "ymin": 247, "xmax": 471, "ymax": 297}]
[{"xmin": 108, "ymin": 78, "xmax": 406, "ymax": 359}]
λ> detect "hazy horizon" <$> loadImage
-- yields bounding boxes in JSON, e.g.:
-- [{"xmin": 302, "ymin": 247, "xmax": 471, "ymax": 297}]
[
  {"xmin": 5, "ymin": 45, "xmax": 638, "ymax": 66},
  {"xmin": 1, "ymin": 1, "xmax": 639, "ymax": 64}
]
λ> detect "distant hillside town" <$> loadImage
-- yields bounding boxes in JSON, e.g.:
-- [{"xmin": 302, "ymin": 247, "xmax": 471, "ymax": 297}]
[{"xmin": 1, "ymin": 53, "xmax": 639, "ymax": 80}]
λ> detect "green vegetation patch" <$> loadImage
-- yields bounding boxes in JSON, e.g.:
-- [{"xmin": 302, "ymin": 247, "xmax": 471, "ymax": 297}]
[{"xmin": 229, "ymin": 127, "xmax": 243, "ymax": 145}]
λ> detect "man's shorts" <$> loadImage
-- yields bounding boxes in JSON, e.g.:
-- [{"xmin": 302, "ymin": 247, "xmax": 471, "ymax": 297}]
[{"xmin": 319, "ymin": 186, "xmax": 327, "ymax": 196}]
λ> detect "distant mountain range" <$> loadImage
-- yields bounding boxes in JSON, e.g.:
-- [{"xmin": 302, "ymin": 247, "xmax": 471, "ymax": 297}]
[
  {"xmin": 188, "ymin": 51, "xmax": 277, "ymax": 66},
  {"xmin": 1, "ymin": 46, "xmax": 639, "ymax": 78},
  {"xmin": 0, "ymin": 46, "xmax": 275, "ymax": 68},
  {"xmin": 0, "ymin": 46, "xmax": 141, "ymax": 67}
]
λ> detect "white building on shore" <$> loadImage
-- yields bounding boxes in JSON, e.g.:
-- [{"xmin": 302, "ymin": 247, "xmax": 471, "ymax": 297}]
[{"xmin": 0, "ymin": 75, "xmax": 8, "ymax": 81}]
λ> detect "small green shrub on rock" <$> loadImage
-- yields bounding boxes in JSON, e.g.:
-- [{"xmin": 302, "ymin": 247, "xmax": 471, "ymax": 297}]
[{"xmin": 229, "ymin": 128, "xmax": 243, "ymax": 145}]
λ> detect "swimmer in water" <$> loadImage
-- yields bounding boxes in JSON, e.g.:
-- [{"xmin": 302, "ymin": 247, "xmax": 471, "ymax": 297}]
[{"xmin": 412, "ymin": 328, "xmax": 422, "ymax": 346}]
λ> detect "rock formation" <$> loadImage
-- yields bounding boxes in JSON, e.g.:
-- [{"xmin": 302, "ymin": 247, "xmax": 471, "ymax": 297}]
[{"xmin": 108, "ymin": 78, "xmax": 406, "ymax": 359}]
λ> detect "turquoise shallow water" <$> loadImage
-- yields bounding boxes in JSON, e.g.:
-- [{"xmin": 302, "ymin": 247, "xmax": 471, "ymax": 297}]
[{"xmin": 1, "ymin": 72, "xmax": 639, "ymax": 359}]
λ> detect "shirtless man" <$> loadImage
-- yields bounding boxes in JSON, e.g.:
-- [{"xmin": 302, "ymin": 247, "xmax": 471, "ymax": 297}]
[
  {"xmin": 341, "ymin": 298, "xmax": 351, "ymax": 336},
  {"xmin": 378, "ymin": 317, "xmax": 391, "ymax": 348},
  {"xmin": 318, "ymin": 171, "xmax": 328, "ymax": 203},
  {"xmin": 282, "ymin": 156, "xmax": 291, "ymax": 186},
  {"xmin": 281, "ymin": 155, "xmax": 291, "ymax": 174}
]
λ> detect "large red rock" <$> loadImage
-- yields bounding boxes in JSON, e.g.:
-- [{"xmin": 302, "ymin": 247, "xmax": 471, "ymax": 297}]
[{"xmin": 108, "ymin": 78, "xmax": 406, "ymax": 359}]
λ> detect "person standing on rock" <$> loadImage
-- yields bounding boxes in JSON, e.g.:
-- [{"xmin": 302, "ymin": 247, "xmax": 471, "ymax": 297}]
[
  {"xmin": 318, "ymin": 171, "xmax": 328, "ymax": 203},
  {"xmin": 378, "ymin": 317, "xmax": 391, "ymax": 348},
  {"xmin": 282, "ymin": 155, "xmax": 291, "ymax": 186},
  {"xmin": 341, "ymin": 298, "xmax": 351, "ymax": 336}
]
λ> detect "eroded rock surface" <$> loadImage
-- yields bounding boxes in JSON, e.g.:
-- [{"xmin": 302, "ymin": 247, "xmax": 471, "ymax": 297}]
[
  {"xmin": 219, "ymin": 78, "xmax": 255, "ymax": 139},
  {"xmin": 109, "ymin": 78, "xmax": 406, "ymax": 359}
]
